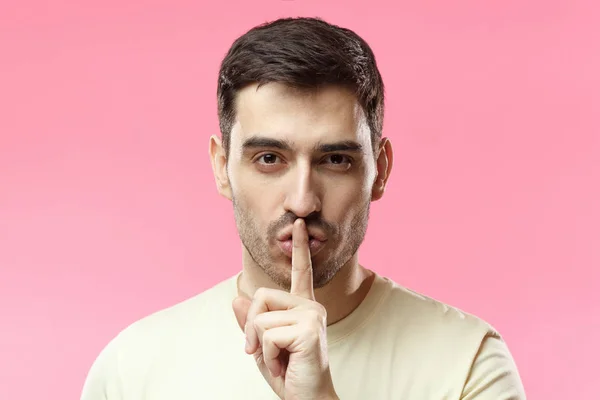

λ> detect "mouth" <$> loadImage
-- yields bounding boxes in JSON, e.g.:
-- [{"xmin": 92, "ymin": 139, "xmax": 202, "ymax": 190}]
[
  {"xmin": 276, "ymin": 235, "xmax": 327, "ymax": 258},
  {"xmin": 276, "ymin": 227, "xmax": 328, "ymax": 242}
]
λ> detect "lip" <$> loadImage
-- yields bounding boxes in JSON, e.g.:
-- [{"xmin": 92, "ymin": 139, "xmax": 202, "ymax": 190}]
[
  {"xmin": 276, "ymin": 238, "xmax": 327, "ymax": 258},
  {"xmin": 276, "ymin": 226, "xmax": 328, "ymax": 242}
]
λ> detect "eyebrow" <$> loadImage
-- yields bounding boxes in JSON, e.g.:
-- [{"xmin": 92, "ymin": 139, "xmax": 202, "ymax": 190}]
[{"xmin": 241, "ymin": 136, "xmax": 364, "ymax": 153}]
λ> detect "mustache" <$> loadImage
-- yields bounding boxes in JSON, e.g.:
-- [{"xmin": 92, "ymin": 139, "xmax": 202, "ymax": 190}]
[{"xmin": 267, "ymin": 212, "xmax": 336, "ymax": 237}]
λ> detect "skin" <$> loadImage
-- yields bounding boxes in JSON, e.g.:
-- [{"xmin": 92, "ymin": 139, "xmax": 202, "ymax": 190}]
[{"xmin": 209, "ymin": 82, "xmax": 393, "ymax": 399}]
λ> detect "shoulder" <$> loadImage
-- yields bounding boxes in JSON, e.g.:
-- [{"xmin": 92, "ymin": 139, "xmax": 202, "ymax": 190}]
[
  {"xmin": 380, "ymin": 275, "xmax": 498, "ymax": 337},
  {"xmin": 375, "ymin": 275, "xmax": 526, "ymax": 398},
  {"xmin": 375, "ymin": 275, "xmax": 499, "ymax": 336},
  {"xmin": 80, "ymin": 274, "xmax": 239, "ymax": 399},
  {"xmin": 116, "ymin": 273, "xmax": 237, "ymax": 343},
  {"xmin": 369, "ymin": 275, "xmax": 497, "ymax": 367}
]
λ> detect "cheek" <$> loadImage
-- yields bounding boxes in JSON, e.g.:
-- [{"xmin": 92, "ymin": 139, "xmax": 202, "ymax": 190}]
[
  {"xmin": 234, "ymin": 185, "xmax": 282, "ymax": 228},
  {"xmin": 324, "ymin": 183, "xmax": 369, "ymax": 220}
]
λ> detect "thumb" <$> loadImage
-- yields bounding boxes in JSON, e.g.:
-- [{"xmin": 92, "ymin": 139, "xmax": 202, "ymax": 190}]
[{"xmin": 232, "ymin": 296, "xmax": 252, "ymax": 332}]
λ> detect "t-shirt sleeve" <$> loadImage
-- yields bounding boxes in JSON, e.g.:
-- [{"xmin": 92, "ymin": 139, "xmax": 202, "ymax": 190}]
[
  {"xmin": 80, "ymin": 337, "xmax": 123, "ymax": 400},
  {"xmin": 460, "ymin": 333, "xmax": 527, "ymax": 400}
]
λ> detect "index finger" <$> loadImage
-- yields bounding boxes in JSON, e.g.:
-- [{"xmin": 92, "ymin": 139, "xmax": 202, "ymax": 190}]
[{"xmin": 290, "ymin": 218, "xmax": 315, "ymax": 300}]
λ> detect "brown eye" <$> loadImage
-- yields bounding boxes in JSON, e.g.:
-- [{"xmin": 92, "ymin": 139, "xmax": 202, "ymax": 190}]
[
  {"xmin": 259, "ymin": 154, "xmax": 279, "ymax": 164},
  {"xmin": 330, "ymin": 155, "xmax": 346, "ymax": 164},
  {"xmin": 325, "ymin": 154, "xmax": 351, "ymax": 165}
]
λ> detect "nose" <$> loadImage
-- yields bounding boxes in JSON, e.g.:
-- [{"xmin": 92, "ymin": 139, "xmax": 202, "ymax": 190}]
[{"xmin": 282, "ymin": 161, "xmax": 322, "ymax": 218}]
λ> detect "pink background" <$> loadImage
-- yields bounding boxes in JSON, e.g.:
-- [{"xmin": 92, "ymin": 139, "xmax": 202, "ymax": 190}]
[{"xmin": 1, "ymin": 1, "xmax": 599, "ymax": 399}]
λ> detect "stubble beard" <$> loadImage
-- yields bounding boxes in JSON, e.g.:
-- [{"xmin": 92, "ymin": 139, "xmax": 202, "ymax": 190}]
[{"xmin": 232, "ymin": 195, "xmax": 371, "ymax": 291}]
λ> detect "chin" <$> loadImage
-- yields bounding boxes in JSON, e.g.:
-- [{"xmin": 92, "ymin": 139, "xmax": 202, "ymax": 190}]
[{"xmin": 259, "ymin": 259, "xmax": 331, "ymax": 291}]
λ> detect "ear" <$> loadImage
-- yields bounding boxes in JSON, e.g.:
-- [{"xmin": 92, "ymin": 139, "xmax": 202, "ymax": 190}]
[
  {"xmin": 209, "ymin": 134, "xmax": 233, "ymax": 201},
  {"xmin": 371, "ymin": 137, "xmax": 394, "ymax": 201}
]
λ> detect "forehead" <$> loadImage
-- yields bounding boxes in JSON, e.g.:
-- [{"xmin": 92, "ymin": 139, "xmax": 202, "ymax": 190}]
[{"xmin": 230, "ymin": 82, "xmax": 371, "ymax": 150}]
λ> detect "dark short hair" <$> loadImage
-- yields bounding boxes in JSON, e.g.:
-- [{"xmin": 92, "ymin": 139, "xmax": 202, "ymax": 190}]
[{"xmin": 216, "ymin": 17, "xmax": 385, "ymax": 155}]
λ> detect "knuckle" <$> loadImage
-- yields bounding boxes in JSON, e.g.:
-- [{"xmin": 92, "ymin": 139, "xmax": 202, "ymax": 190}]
[
  {"xmin": 305, "ymin": 307, "xmax": 326, "ymax": 329},
  {"xmin": 302, "ymin": 324, "xmax": 321, "ymax": 344},
  {"xmin": 317, "ymin": 303, "xmax": 327, "ymax": 317},
  {"xmin": 254, "ymin": 287, "xmax": 269, "ymax": 302},
  {"xmin": 262, "ymin": 329, "xmax": 273, "ymax": 345},
  {"xmin": 308, "ymin": 309, "xmax": 321, "ymax": 323},
  {"xmin": 312, "ymin": 304, "xmax": 327, "ymax": 320},
  {"xmin": 253, "ymin": 313, "xmax": 265, "ymax": 328}
]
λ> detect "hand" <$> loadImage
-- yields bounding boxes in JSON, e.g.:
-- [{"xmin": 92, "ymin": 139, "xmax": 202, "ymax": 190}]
[{"xmin": 232, "ymin": 219, "xmax": 339, "ymax": 400}]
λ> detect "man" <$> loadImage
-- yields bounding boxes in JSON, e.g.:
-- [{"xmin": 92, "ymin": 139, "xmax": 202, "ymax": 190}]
[{"xmin": 81, "ymin": 17, "xmax": 526, "ymax": 399}]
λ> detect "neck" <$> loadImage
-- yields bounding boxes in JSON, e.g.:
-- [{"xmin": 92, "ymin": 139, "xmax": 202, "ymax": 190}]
[{"xmin": 237, "ymin": 252, "xmax": 375, "ymax": 326}]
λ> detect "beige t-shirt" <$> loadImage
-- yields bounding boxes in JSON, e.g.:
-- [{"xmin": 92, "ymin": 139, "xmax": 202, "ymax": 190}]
[{"xmin": 81, "ymin": 272, "xmax": 526, "ymax": 399}]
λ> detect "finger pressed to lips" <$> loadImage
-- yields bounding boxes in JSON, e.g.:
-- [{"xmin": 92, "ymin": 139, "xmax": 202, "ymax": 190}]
[
  {"xmin": 291, "ymin": 219, "xmax": 315, "ymax": 300},
  {"xmin": 276, "ymin": 237, "xmax": 326, "ymax": 259}
]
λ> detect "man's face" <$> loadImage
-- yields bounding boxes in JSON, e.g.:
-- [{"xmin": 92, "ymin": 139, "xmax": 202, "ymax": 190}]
[{"xmin": 216, "ymin": 83, "xmax": 381, "ymax": 290}]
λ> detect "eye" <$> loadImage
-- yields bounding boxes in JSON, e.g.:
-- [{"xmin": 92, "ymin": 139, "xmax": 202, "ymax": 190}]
[
  {"xmin": 324, "ymin": 154, "xmax": 352, "ymax": 165},
  {"xmin": 257, "ymin": 153, "xmax": 280, "ymax": 164}
]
